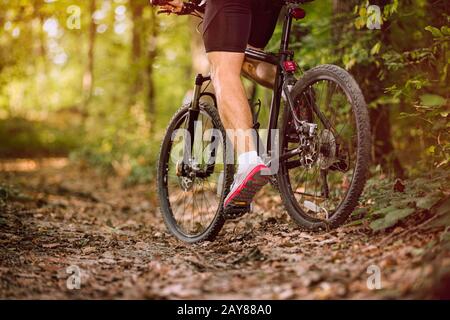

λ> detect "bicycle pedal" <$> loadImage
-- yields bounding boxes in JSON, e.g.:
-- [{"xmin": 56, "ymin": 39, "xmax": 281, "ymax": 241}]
[{"xmin": 223, "ymin": 203, "xmax": 252, "ymax": 219}]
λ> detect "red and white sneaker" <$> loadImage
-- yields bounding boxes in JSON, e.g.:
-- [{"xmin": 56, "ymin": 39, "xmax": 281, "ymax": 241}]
[{"xmin": 223, "ymin": 163, "xmax": 270, "ymax": 217}]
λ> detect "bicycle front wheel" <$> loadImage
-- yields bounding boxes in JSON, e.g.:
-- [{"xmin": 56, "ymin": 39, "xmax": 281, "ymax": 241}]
[
  {"xmin": 277, "ymin": 64, "xmax": 371, "ymax": 231},
  {"xmin": 157, "ymin": 102, "xmax": 233, "ymax": 243}
]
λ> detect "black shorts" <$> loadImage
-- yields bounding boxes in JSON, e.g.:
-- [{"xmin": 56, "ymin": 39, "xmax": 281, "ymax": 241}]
[{"xmin": 203, "ymin": 0, "xmax": 282, "ymax": 53}]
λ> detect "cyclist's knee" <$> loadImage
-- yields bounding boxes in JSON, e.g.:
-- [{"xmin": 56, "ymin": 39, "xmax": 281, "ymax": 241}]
[
  {"xmin": 210, "ymin": 64, "xmax": 241, "ymax": 84},
  {"xmin": 208, "ymin": 52, "xmax": 244, "ymax": 80}
]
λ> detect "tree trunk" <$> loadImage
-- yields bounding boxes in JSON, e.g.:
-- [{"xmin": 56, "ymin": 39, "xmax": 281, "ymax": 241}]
[
  {"xmin": 146, "ymin": 8, "xmax": 159, "ymax": 129},
  {"xmin": 130, "ymin": 0, "xmax": 144, "ymax": 104},
  {"xmin": 34, "ymin": 0, "xmax": 47, "ymax": 110},
  {"xmin": 83, "ymin": 0, "xmax": 96, "ymax": 106}
]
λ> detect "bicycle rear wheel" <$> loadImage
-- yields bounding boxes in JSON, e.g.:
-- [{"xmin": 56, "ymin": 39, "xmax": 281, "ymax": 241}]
[
  {"xmin": 157, "ymin": 102, "xmax": 233, "ymax": 243},
  {"xmin": 277, "ymin": 64, "xmax": 371, "ymax": 230}
]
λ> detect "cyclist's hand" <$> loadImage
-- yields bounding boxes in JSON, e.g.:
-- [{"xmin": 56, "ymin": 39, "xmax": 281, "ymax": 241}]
[{"xmin": 158, "ymin": 0, "xmax": 184, "ymax": 13}]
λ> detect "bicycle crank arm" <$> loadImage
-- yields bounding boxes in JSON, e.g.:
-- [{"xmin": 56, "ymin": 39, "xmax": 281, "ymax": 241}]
[
  {"xmin": 277, "ymin": 147, "xmax": 302, "ymax": 163},
  {"xmin": 264, "ymin": 147, "xmax": 302, "ymax": 172}
]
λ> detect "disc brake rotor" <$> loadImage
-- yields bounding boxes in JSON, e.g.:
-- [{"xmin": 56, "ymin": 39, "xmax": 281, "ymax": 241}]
[
  {"xmin": 176, "ymin": 160, "xmax": 196, "ymax": 191},
  {"xmin": 179, "ymin": 176, "xmax": 194, "ymax": 191}
]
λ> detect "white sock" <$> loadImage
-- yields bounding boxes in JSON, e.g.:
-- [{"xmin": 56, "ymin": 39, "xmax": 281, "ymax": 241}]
[{"xmin": 237, "ymin": 151, "xmax": 263, "ymax": 174}]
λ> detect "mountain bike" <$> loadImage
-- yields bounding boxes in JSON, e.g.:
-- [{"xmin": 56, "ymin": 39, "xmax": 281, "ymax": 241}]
[{"xmin": 156, "ymin": 0, "xmax": 371, "ymax": 243}]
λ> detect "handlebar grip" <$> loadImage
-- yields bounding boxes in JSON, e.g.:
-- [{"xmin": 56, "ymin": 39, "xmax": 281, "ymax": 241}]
[
  {"xmin": 157, "ymin": 9, "xmax": 173, "ymax": 14},
  {"xmin": 151, "ymin": 1, "xmax": 204, "ymax": 16}
]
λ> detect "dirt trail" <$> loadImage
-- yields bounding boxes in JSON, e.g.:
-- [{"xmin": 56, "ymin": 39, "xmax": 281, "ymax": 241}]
[{"xmin": 0, "ymin": 159, "xmax": 448, "ymax": 299}]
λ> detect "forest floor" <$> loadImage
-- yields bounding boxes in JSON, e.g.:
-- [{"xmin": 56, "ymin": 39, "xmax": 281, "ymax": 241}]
[{"xmin": 0, "ymin": 158, "xmax": 449, "ymax": 299}]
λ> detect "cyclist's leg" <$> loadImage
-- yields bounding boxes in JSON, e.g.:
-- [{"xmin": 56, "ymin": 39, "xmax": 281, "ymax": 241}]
[
  {"xmin": 207, "ymin": 52, "xmax": 255, "ymax": 155},
  {"xmin": 203, "ymin": 0, "xmax": 254, "ymax": 155},
  {"xmin": 203, "ymin": 0, "xmax": 270, "ymax": 210},
  {"xmin": 241, "ymin": 0, "xmax": 282, "ymax": 89},
  {"xmin": 242, "ymin": 46, "xmax": 277, "ymax": 89}
]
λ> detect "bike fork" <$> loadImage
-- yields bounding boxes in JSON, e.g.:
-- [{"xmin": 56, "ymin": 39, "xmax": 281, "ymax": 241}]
[{"xmin": 183, "ymin": 74, "xmax": 214, "ymax": 168}]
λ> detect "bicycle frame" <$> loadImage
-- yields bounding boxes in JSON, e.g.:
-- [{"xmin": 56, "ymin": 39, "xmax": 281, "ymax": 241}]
[{"xmin": 186, "ymin": 4, "xmax": 304, "ymax": 168}]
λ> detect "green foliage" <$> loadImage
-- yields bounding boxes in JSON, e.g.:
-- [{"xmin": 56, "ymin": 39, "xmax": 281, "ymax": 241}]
[
  {"xmin": 72, "ymin": 107, "xmax": 160, "ymax": 183},
  {"xmin": 329, "ymin": 0, "xmax": 449, "ymax": 171},
  {"xmin": 381, "ymin": 14, "xmax": 449, "ymax": 170},
  {"xmin": 370, "ymin": 207, "xmax": 415, "ymax": 231},
  {"xmin": 419, "ymin": 94, "xmax": 447, "ymax": 107},
  {"xmin": 355, "ymin": 168, "xmax": 449, "ymax": 231}
]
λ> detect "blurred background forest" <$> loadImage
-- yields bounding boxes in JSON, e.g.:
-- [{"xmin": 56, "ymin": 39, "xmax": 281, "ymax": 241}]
[{"xmin": 0, "ymin": 0, "xmax": 448, "ymax": 181}]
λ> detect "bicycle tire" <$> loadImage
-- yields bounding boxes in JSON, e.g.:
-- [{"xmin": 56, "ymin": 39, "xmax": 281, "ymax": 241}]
[{"xmin": 277, "ymin": 64, "xmax": 371, "ymax": 230}]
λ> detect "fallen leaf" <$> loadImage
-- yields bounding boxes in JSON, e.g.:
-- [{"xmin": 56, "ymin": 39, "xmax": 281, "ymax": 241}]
[
  {"xmin": 42, "ymin": 243, "xmax": 60, "ymax": 249},
  {"xmin": 82, "ymin": 246, "xmax": 97, "ymax": 254}
]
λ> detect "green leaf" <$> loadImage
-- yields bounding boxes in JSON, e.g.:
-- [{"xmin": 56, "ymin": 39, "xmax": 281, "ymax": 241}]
[
  {"xmin": 416, "ymin": 194, "xmax": 442, "ymax": 210},
  {"xmin": 441, "ymin": 26, "xmax": 450, "ymax": 36},
  {"xmin": 371, "ymin": 42, "xmax": 382, "ymax": 55},
  {"xmin": 344, "ymin": 219, "xmax": 364, "ymax": 227},
  {"xmin": 371, "ymin": 205, "xmax": 400, "ymax": 218},
  {"xmin": 370, "ymin": 208, "xmax": 416, "ymax": 231},
  {"xmin": 359, "ymin": 6, "xmax": 367, "ymax": 17},
  {"xmin": 420, "ymin": 94, "xmax": 446, "ymax": 107},
  {"xmin": 351, "ymin": 207, "xmax": 368, "ymax": 217},
  {"xmin": 370, "ymin": 218, "xmax": 391, "ymax": 231},
  {"xmin": 391, "ymin": 197, "xmax": 415, "ymax": 208},
  {"xmin": 426, "ymin": 145, "xmax": 436, "ymax": 154},
  {"xmin": 425, "ymin": 26, "xmax": 443, "ymax": 38}
]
